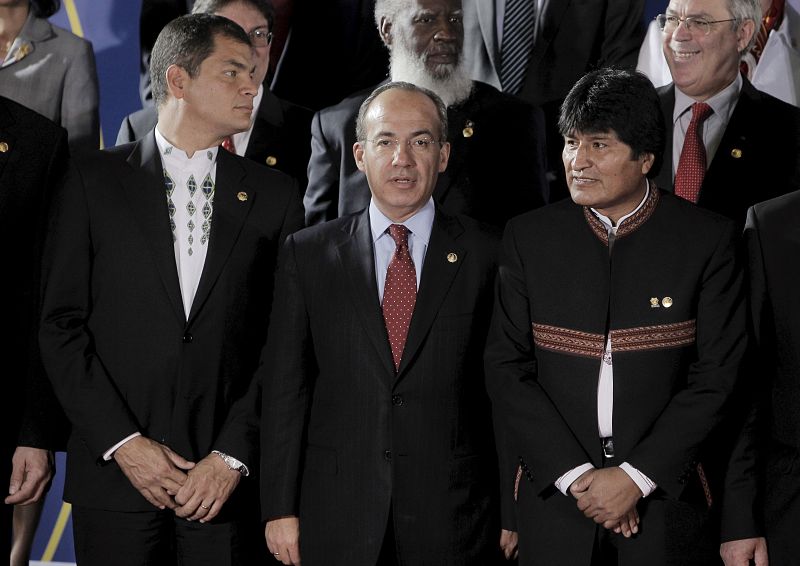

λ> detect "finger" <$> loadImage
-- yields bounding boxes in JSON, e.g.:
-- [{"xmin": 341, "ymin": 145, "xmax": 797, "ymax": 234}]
[
  {"xmin": 287, "ymin": 543, "xmax": 301, "ymax": 565},
  {"xmin": 755, "ymin": 545, "xmax": 768, "ymax": 566},
  {"xmin": 200, "ymin": 500, "xmax": 221, "ymax": 523}
]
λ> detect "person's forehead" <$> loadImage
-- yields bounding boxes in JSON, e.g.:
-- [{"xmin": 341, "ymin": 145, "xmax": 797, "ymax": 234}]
[
  {"xmin": 205, "ymin": 34, "xmax": 253, "ymax": 63},
  {"xmin": 365, "ymin": 91, "xmax": 439, "ymax": 129},
  {"xmin": 404, "ymin": 0, "xmax": 462, "ymax": 17},
  {"xmin": 215, "ymin": 1, "xmax": 269, "ymax": 30},
  {"xmin": 666, "ymin": 0, "xmax": 731, "ymax": 16}
]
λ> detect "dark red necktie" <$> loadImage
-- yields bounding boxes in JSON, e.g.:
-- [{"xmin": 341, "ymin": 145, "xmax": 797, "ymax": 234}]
[
  {"xmin": 674, "ymin": 102, "xmax": 713, "ymax": 203},
  {"xmin": 382, "ymin": 224, "xmax": 417, "ymax": 371},
  {"xmin": 221, "ymin": 135, "xmax": 236, "ymax": 154}
]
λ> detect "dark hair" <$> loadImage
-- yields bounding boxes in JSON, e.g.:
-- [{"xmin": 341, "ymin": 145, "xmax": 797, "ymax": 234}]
[
  {"xmin": 30, "ymin": 0, "xmax": 60, "ymax": 18},
  {"xmin": 558, "ymin": 68, "xmax": 665, "ymax": 178},
  {"xmin": 192, "ymin": 0, "xmax": 275, "ymax": 32},
  {"xmin": 355, "ymin": 81, "xmax": 448, "ymax": 142},
  {"xmin": 150, "ymin": 13, "xmax": 252, "ymax": 107}
]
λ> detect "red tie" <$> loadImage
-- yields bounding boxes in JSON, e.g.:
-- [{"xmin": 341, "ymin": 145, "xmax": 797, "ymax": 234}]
[
  {"xmin": 382, "ymin": 224, "xmax": 417, "ymax": 371},
  {"xmin": 674, "ymin": 102, "xmax": 713, "ymax": 203},
  {"xmin": 221, "ymin": 135, "xmax": 236, "ymax": 154}
]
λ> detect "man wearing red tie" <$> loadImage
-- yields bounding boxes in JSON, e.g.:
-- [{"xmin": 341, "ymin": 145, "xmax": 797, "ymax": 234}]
[
  {"xmin": 652, "ymin": 0, "xmax": 800, "ymax": 227},
  {"xmin": 259, "ymin": 82, "xmax": 507, "ymax": 566}
]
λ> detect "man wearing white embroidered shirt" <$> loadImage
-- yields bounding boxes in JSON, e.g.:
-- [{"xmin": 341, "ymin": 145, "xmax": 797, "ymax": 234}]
[
  {"xmin": 39, "ymin": 14, "xmax": 303, "ymax": 566},
  {"xmin": 486, "ymin": 68, "xmax": 746, "ymax": 565}
]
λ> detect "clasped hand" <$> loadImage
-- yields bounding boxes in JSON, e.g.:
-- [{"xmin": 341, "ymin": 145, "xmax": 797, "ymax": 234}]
[{"xmin": 569, "ymin": 467, "xmax": 643, "ymax": 537}]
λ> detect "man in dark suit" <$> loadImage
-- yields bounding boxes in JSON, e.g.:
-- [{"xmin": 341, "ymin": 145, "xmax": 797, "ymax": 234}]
[
  {"xmin": 486, "ymin": 68, "xmax": 746, "ymax": 565},
  {"xmin": 0, "ymin": 95, "xmax": 69, "ymax": 560},
  {"xmin": 260, "ymin": 82, "xmax": 506, "ymax": 565},
  {"xmin": 304, "ymin": 0, "xmax": 549, "ymax": 229},
  {"xmin": 653, "ymin": 0, "xmax": 800, "ymax": 227},
  {"xmin": 119, "ymin": 0, "xmax": 313, "ymax": 192},
  {"xmin": 718, "ymin": 192, "xmax": 800, "ymax": 566},
  {"xmin": 39, "ymin": 15, "xmax": 303, "ymax": 565},
  {"xmin": 462, "ymin": 0, "xmax": 647, "ymax": 203}
]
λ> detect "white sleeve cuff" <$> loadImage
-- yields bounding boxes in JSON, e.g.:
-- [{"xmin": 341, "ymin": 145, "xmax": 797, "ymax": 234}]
[
  {"xmin": 554, "ymin": 463, "xmax": 594, "ymax": 495},
  {"xmin": 103, "ymin": 432, "xmax": 142, "ymax": 461},
  {"xmin": 619, "ymin": 462, "xmax": 657, "ymax": 497}
]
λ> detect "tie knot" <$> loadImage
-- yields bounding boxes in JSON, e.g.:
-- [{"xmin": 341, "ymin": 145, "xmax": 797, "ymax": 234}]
[
  {"xmin": 388, "ymin": 224, "xmax": 410, "ymax": 247},
  {"xmin": 690, "ymin": 102, "xmax": 713, "ymax": 125}
]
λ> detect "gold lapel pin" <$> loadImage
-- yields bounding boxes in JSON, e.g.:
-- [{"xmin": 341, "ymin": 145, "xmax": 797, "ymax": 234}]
[
  {"xmin": 447, "ymin": 252, "xmax": 458, "ymax": 263},
  {"xmin": 662, "ymin": 297, "xmax": 673, "ymax": 308},
  {"xmin": 0, "ymin": 141, "xmax": 9, "ymax": 153},
  {"xmin": 237, "ymin": 191, "xmax": 248, "ymax": 202},
  {"xmin": 731, "ymin": 148, "xmax": 742, "ymax": 159},
  {"xmin": 462, "ymin": 120, "xmax": 474, "ymax": 138},
  {"xmin": 650, "ymin": 297, "xmax": 660, "ymax": 308},
  {"xmin": 265, "ymin": 155, "xmax": 277, "ymax": 166}
]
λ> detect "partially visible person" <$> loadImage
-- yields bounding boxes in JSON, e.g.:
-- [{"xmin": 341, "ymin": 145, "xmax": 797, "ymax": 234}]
[
  {"xmin": 39, "ymin": 14, "xmax": 303, "ymax": 566},
  {"xmin": 304, "ymin": 0, "xmax": 548, "ymax": 228},
  {"xmin": 0, "ymin": 0, "xmax": 99, "ymax": 152},
  {"xmin": 653, "ymin": 0, "xmax": 800, "ymax": 227},
  {"xmin": 118, "ymin": 0, "xmax": 313, "ymax": 192},
  {"xmin": 638, "ymin": 0, "xmax": 800, "ymax": 107},
  {"xmin": 261, "ymin": 82, "xmax": 507, "ymax": 566},
  {"xmin": 718, "ymin": 192, "xmax": 800, "ymax": 566},
  {"xmin": 0, "ymin": 95, "xmax": 69, "ymax": 563},
  {"xmin": 461, "ymin": 0, "xmax": 646, "ymax": 202},
  {"xmin": 486, "ymin": 68, "xmax": 747, "ymax": 565}
]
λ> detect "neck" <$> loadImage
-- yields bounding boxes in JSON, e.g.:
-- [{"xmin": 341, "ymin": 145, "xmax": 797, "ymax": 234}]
[
  {"xmin": 0, "ymin": 2, "xmax": 29, "ymax": 46},
  {"xmin": 157, "ymin": 103, "xmax": 225, "ymax": 158}
]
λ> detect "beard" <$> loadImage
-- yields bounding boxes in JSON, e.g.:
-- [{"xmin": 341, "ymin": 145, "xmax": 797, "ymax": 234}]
[{"xmin": 389, "ymin": 37, "xmax": 474, "ymax": 107}]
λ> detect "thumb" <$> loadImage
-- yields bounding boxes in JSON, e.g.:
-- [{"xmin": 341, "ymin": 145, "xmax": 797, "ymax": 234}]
[{"xmin": 164, "ymin": 448, "xmax": 195, "ymax": 470}]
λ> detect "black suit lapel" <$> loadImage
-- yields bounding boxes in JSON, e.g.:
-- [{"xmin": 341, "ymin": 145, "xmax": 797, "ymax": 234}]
[
  {"xmin": 188, "ymin": 149, "xmax": 254, "ymax": 322},
  {"xmin": 655, "ymin": 85, "xmax": 676, "ymax": 192},
  {"xmin": 336, "ymin": 210, "xmax": 397, "ymax": 378},
  {"xmin": 243, "ymin": 89, "xmax": 283, "ymax": 166},
  {"xmin": 123, "ymin": 132, "xmax": 185, "ymax": 323},
  {"xmin": 527, "ymin": 0, "xmax": 570, "ymax": 78},
  {"xmin": 0, "ymin": 100, "xmax": 16, "ymax": 183},
  {"xmin": 396, "ymin": 210, "xmax": 465, "ymax": 379}
]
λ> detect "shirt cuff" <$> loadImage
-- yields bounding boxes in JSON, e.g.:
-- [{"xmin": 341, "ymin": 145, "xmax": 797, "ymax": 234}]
[
  {"xmin": 619, "ymin": 462, "xmax": 657, "ymax": 497},
  {"xmin": 554, "ymin": 463, "xmax": 594, "ymax": 495},
  {"xmin": 103, "ymin": 432, "xmax": 142, "ymax": 461}
]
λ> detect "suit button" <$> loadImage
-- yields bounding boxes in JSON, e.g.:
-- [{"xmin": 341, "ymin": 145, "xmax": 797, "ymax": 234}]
[
  {"xmin": 391, "ymin": 395, "xmax": 403, "ymax": 406},
  {"xmin": 182, "ymin": 333, "xmax": 193, "ymax": 343},
  {"xmin": 384, "ymin": 450, "xmax": 392, "ymax": 461}
]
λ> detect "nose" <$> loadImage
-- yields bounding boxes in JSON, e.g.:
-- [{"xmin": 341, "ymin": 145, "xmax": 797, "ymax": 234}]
[
  {"xmin": 392, "ymin": 141, "xmax": 415, "ymax": 166},
  {"xmin": 571, "ymin": 143, "xmax": 591, "ymax": 171},
  {"xmin": 672, "ymin": 17, "xmax": 693, "ymax": 40},
  {"xmin": 433, "ymin": 17, "xmax": 458, "ymax": 42},
  {"xmin": 241, "ymin": 73, "xmax": 258, "ymax": 97}
]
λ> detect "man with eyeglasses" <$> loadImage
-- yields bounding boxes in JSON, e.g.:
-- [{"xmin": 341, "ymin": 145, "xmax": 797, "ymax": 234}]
[
  {"xmin": 303, "ymin": 0, "xmax": 549, "ymax": 229},
  {"xmin": 647, "ymin": 0, "xmax": 800, "ymax": 228},
  {"xmin": 117, "ymin": 0, "xmax": 313, "ymax": 192},
  {"xmin": 259, "ymin": 82, "xmax": 508, "ymax": 565}
]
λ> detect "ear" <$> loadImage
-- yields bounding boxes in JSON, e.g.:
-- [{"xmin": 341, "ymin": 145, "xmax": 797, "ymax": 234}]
[
  {"xmin": 640, "ymin": 152, "xmax": 655, "ymax": 176},
  {"xmin": 379, "ymin": 17, "xmax": 393, "ymax": 47},
  {"xmin": 438, "ymin": 141, "xmax": 451, "ymax": 173},
  {"xmin": 165, "ymin": 64, "xmax": 189, "ymax": 100},
  {"xmin": 353, "ymin": 141, "xmax": 367, "ymax": 172},
  {"xmin": 736, "ymin": 18, "xmax": 756, "ymax": 52}
]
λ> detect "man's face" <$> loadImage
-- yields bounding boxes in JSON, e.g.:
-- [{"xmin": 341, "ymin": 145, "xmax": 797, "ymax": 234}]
[
  {"xmin": 215, "ymin": 1, "xmax": 270, "ymax": 86},
  {"xmin": 562, "ymin": 130, "xmax": 654, "ymax": 223},
  {"xmin": 386, "ymin": 0, "xmax": 463, "ymax": 79},
  {"xmin": 353, "ymin": 88, "xmax": 450, "ymax": 223},
  {"xmin": 177, "ymin": 34, "xmax": 258, "ymax": 139},
  {"xmin": 662, "ymin": 0, "xmax": 755, "ymax": 101}
]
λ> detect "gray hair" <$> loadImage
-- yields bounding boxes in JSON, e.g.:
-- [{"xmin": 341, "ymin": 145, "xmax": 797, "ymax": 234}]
[
  {"xmin": 373, "ymin": 0, "xmax": 408, "ymax": 31},
  {"xmin": 355, "ymin": 81, "xmax": 449, "ymax": 142},
  {"xmin": 727, "ymin": 0, "xmax": 762, "ymax": 53}
]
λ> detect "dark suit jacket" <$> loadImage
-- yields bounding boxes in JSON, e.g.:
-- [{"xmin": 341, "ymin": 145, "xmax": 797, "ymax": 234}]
[
  {"xmin": 38, "ymin": 131, "xmax": 303, "ymax": 515},
  {"xmin": 116, "ymin": 90, "xmax": 313, "ymax": 192},
  {"xmin": 304, "ymin": 81, "xmax": 548, "ymax": 228},
  {"xmin": 655, "ymin": 80, "xmax": 800, "ymax": 228},
  {"xmin": 719, "ymin": 191, "xmax": 800, "ymax": 546},
  {"xmin": 260, "ymin": 208, "xmax": 501, "ymax": 565},
  {"xmin": 0, "ymin": 95, "xmax": 69, "ymax": 556},
  {"xmin": 486, "ymin": 189, "xmax": 746, "ymax": 564}
]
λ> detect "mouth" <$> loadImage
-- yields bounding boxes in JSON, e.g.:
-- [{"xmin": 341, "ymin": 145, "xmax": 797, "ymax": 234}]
[
  {"xmin": 669, "ymin": 46, "xmax": 700, "ymax": 61},
  {"xmin": 571, "ymin": 173, "xmax": 597, "ymax": 185},
  {"xmin": 389, "ymin": 176, "xmax": 417, "ymax": 187},
  {"xmin": 426, "ymin": 51, "xmax": 458, "ymax": 65}
]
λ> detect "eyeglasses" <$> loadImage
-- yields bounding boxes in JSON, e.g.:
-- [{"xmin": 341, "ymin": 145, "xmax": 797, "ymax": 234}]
[
  {"xmin": 249, "ymin": 27, "xmax": 273, "ymax": 46},
  {"xmin": 365, "ymin": 137, "xmax": 442, "ymax": 155},
  {"xmin": 656, "ymin": 13, "xmax": 737, "ymax": 35}
]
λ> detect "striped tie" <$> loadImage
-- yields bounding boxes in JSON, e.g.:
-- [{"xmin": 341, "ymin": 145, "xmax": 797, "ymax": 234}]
[{"xmin": 500, "ymin": 0, "xmax": 536, "ymax": 94}]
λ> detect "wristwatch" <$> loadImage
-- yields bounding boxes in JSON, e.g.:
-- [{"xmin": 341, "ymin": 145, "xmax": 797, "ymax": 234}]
[{"xmin": 212, "ymin": 450, "xmax": 249, "ymax": 476}]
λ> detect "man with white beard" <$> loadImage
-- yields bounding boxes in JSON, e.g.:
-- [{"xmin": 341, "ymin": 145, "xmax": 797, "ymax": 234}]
[{"xmin": 302, "ymin": 0, "xmax": 549, "ymax": 228}]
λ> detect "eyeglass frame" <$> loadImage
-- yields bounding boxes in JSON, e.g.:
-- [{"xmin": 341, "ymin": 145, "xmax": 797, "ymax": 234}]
[
  {"xmin": 249, "ymin": 27, "xmax": 273, "ymax": 46},
  {"xmin": 363, "ymin": 136, "xmax": 444, "ymax": 155},
  {"xmin": 655, "ymin": 13, "xmax": 737, "ymax": 35}
]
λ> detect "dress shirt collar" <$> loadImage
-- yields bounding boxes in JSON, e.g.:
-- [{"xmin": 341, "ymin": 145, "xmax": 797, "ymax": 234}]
[
  {"xmin": 673, "ymin": 72, "xmax": 742, "ymax": 125},
  {"xmin": 369, "ymin": 198, "xmax": 435, "ymax": 246},
  {"xmin": 154, "ymin": 125, "xmax": 220, "ymax": 164},
  {"xmin": 591, "ymin": 180, "xmax": 651, "ymax": 232}
]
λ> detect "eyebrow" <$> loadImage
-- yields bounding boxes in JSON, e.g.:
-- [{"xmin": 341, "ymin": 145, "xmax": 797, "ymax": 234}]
[
  {"xmin": 222, "ymin": 58, "xmax": 249, "ymax": 70},
  {"xmin": 373, "ymin": 129, "xmax": 435, "ymax": 138}
]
